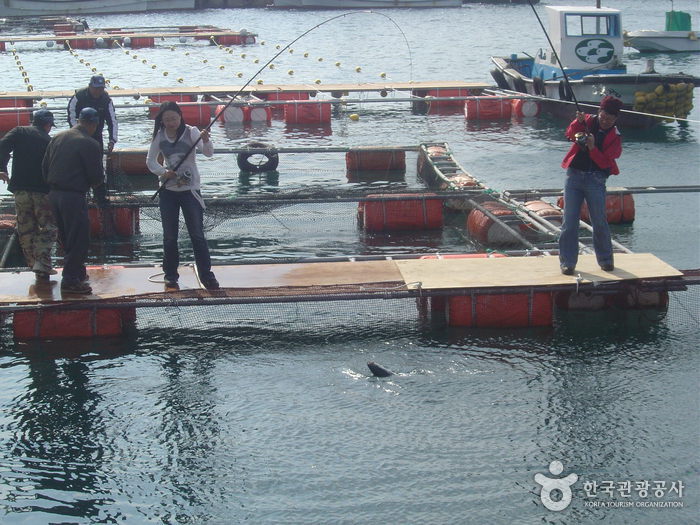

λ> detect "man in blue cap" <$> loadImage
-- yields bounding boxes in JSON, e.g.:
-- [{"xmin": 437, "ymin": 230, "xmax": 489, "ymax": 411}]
[
  {"xmin": 43, "ymin": 107, "xmax": 107, "ymax": 295},
  {"xmin": 0, "ymin": 109, "xmax": 58, "ymax": 282},
  {"xmin": 67, "ymin": 74, "xmax": 118, "ymax": 154}
]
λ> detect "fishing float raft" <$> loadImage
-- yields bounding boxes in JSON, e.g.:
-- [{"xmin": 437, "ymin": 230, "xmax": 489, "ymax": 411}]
[
  {"xmin": 0, "ymin": 24, "xmax": 257, "ymax": 51},
  {"xmin": 1, "ymin": 141, "xmax": 696, "ymax": 339}
]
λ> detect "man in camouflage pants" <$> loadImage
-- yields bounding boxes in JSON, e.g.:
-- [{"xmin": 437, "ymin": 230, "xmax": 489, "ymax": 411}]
[{"xmin": 0, "ymin": 109, "xmax": 57, "ymax": 281}]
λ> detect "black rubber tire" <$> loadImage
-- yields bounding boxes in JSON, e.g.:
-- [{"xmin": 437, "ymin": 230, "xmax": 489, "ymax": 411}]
[
  {"xmin": 533, "ymin": 76, "xmax": 545, "ymax": 96},
  {"xmin": 237, "ymin": 141, "xmax": 279, "ymax": 173},
  {"xmin": 490, "ymin": 69, "xmax": 509, "ymax": 90},
  {"xmin": 513, "ymin": 76, "xmax": 528, "ymax": 94},
  {"xmin": 558, "ymin": 80, "xmax": 574, "ymax": 101}
]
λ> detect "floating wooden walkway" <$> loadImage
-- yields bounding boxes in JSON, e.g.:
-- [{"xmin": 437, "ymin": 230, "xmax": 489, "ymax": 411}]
[
  {"xmin": 0, "ymin": 29, "xmax": 257, "ymax": 45},
  {"xmin": 0, "ymin": 253, "xmax": 685, "ymax": 306},
  {"xmin": 0, "ymin": 253, "xmax": 690, "ymax": 338},
  {"xmin": 0, "ymin": 81, "xmax": 490, "ymax": 101}
]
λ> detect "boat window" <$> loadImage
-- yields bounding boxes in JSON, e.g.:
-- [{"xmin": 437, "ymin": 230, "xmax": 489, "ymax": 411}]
[{"xmin": 565, "ymin": 14, "xmax": 618, "ymax": 37}]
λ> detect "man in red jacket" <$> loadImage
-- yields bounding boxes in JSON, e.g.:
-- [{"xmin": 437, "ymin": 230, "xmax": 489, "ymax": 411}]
[{"xmin": 559, "ymin": 95, "xmax": 623, "ymax": 275}]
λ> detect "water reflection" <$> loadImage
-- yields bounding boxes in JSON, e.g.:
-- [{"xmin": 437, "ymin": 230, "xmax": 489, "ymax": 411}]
[{"xmin": 0, "ymin": 337, "xmax": 135, "ymax": 521}]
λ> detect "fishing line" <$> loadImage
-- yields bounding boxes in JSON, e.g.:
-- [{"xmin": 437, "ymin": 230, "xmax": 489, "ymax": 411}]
[{"xmin": 150, "ymin": 10, "xmax": 413, "ymax": 200}]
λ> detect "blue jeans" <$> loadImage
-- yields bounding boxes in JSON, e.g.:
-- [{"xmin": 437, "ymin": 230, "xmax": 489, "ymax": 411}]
[
  {"xmin": 159, "ymin": 189, "xmax": 214, "ymax": 282},
  {"xmin": 558, "ymin": 167, "xmax": 613, "ymax": 269}
]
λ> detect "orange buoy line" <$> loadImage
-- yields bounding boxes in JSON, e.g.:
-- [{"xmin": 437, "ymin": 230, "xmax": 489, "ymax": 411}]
[{"xmin": 0, "ymin": 81, "xmax": 490, "ymax": 102}]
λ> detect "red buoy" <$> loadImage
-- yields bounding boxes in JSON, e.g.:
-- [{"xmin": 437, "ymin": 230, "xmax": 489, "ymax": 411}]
[
  {"xmin": 284, "ymin": 102, "xmax": 331, "ymax": 124},
  {"xmin": 13, "ymin": 307, "xmax": 135, "ymax": 339},
  {"xmin": 466, "ymin": 201, "xmax": 518, "ymax": 245},
  {"xmin": 464, "ymin": 97, "xmax": 512, "ymax": 120},
  {"xmin": 447, "ymin": 291, "xmax": 553, "ymax": 327},
  {"xmin": 346, "ymin": 149, "xmax": 406, "ymax": 172},
  {"xmin": 358, "ymin": 193, "xmax": 443, "ymax": 232},
  {"xmin": 557, "ymin": 193, "xmax": 635, "ymax": 224}
]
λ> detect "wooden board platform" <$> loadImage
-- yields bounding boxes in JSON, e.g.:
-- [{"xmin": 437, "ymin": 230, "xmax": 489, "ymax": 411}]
[
  {"xmin": 0, "ymin": 253, "xmax": 682, "ymax": 308},
  {"xmin": 0, "ymin": 81, "xmax": 490, "ymax": 101},
  {"xmin": 395, "ymin": 253, "xmax": 683, "ymax": 290}
]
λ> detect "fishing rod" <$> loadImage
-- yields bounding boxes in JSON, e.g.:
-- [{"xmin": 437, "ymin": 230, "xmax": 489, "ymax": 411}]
[
  {"xmin": 526, "ymin": 0, "xmax": 583, "ymax": 114},
  {"xmin": 150, "ymin": 10, "xmax": 413, "ymax": 201}
]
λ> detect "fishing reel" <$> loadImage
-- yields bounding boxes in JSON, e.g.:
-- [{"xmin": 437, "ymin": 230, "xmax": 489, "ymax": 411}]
[
  {"xmin": 574, "ymin": 132, "xmax": 589, "ymax": 146},
  {"xmin": 175, "ymin": 169, "xmax": 192, "ymax": 186}
]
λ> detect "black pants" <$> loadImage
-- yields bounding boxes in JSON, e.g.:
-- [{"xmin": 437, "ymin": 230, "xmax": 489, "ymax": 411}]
[{"xmin": 48, "ymin": 190, "xmax": 89, "ymax": 284}]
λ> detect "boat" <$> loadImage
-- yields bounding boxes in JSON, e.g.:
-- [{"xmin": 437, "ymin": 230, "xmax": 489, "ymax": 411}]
[
  {"xmin": 489, "ymin": 5, "xmax": 700, "ymax": 127},
  {"xmin": 271, "ymin": 0, "xmax": 461, "ymax": 8},
  {"xmin": 0, "ymin": 0, "xmax": 194, "ymax": 17},
  {"xmin": 624, "ymin": 9, "xmax": 700, "ymax": 53}
]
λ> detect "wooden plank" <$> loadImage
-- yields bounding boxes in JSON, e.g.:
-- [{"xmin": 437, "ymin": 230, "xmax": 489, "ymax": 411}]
[
  {"xmin": 0, "ymin": 81, "xmax": 490, "ymax": 100},
  {"xmin": 395, "ymin": 253, "xmax": 683, "ymax": 290},
  {"xmin": 0, "ymin": 254, "xmax": 684, "ymax": 308},
  {"xmin": 0, "ymin": 265, "xmax": 199, "ymax": 303},
  {"xmin": 212, "ymin": 260, "xmax": 402, "ymax": 288},
  {"xmin": 0, "ymin": 260, "xmax": 403, "ymax": 305}
]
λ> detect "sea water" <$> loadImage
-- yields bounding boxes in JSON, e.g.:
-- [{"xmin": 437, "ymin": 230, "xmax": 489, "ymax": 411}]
[{"xmin": 0, "ymin": 1, "xmax": 699, "ymax": 523}]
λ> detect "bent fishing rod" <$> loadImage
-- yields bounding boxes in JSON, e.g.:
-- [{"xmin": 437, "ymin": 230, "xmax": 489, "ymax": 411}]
[
  {"xmin": 526, "ymin": 0, "xmax": 583, "ymax": 116},
  {"xmin": 150, "ymin": 10, "xmax": 412, "ymax": 201}
]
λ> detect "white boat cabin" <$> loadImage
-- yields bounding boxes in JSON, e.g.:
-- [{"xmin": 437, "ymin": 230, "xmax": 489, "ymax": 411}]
[{"xmin": 533, "ymin": 6, "xmax": 626, "ymax": 80}]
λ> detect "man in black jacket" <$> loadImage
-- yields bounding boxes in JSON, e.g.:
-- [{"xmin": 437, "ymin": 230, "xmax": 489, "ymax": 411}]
[
  {"xmin": 0, "ymin": 109, "xmax": 57, "ymax": 281},
  {"xmin": 67, "ymin": 75, "xmax": 118, "ymax": 154},
  {"xmin": 43, "ymin": 107, "xmax": 107, "ymax": 295}
]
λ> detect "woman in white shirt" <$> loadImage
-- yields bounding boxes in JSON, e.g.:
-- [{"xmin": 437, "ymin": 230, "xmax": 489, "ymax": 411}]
[{"xmin": 146, "ymin": 101, "xmax": 219, "ymax": 290}]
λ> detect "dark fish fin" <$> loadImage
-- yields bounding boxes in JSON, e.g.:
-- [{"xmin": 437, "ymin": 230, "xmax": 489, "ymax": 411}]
[{"xmin": 367, "ymin": 361, "xmax": 393, "ymax": 377}]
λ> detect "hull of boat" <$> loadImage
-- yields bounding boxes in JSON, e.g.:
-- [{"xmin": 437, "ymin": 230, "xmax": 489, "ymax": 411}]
[
  {"xmin": 625, "ymin": 30, "xmax": 700, "ymax": 53},
  {"xmin": 490, "ymin": 56, "xmax": 699, "ymax": 128}
]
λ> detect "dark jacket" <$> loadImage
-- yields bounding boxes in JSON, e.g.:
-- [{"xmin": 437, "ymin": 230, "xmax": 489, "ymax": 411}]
[
  {"xmin": 0, "ymin": 124, "xmax": 52, "ymax": 194},
  {"xmin": 562, "ymin": 113, "xmax": 622, "ymax": 175},
  {"xmin": 67, "ymin": 87, "xmax": 118, "ymax": 146},
  {"xmin": 42, "ymin": 127, "xmax": 104, "ymax": 193}
]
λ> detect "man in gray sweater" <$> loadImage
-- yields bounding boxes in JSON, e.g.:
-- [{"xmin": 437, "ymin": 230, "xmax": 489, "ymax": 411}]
[{"xmin": 42, "ymin": 107, "xmax": 107, "ymax": 295}]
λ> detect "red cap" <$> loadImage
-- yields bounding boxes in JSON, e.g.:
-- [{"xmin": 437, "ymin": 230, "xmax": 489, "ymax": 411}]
[{"xmin": 600, "ymin": 95, "xmax": 623, "ymax": 116}]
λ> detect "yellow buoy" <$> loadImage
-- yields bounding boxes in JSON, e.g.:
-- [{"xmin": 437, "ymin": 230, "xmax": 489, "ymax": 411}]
[
  {"xmin": 315, "ymin": 79, "xmax": 322, "ymax": 84},
  {"xmin": 288, "ymin": 69, "xmax": 294, "ymax": 75},
  {"xmin": 335, "ymin": 61, "xmax": 341, "ymax": 67},
  {"xmin": 257, "ymin": 79, "xmax": 264, "ymax": 84},
  {"xmin": 349, "ymin": 113, "xmax": 359, "ymax": 121},
  {"xmin": 355, "ymin": 66, "xmax": 361, "ymax": 73},
  {"xmin": 380, "ymin": 72, "xmax": 386, "ymax": 78}
]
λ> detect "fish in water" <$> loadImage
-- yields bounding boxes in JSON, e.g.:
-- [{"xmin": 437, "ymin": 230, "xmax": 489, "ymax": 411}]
[{"xmin": 367, "ymin": 361, "xmax": 393, "ymax": 377}]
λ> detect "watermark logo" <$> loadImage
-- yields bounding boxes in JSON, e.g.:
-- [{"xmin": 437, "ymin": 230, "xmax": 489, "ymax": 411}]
[
  {"xmin": 534, "ymin": 460, "xmax": 579, "ymax": 511},
  {"xmin": 533, "ymin": 460, "xmax": 685, "ymax": 512}
]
